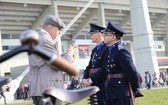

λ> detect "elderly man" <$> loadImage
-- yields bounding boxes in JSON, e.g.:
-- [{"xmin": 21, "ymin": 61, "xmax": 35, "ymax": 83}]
[{"xmin": 29, "ymin": 15, "xmax": 75, "ymax": 105}]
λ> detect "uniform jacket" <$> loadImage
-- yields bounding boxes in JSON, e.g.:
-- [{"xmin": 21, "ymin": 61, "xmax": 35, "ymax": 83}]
[
  {"xmin": 83, "ymin": 42, "xmax": 108, "ymax": 91},
  {"xmin": 29, "ymin": 29, "xmax": 71, "ymax": 96},
  {"xmin": 91, "ymin": 41, "xmax": 139, "ymax": 100}
]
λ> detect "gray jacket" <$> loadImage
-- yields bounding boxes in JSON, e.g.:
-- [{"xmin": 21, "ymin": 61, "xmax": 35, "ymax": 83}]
[{"xmin": 29, "ymin": 29, "xmax": 71, "ymax": 96}]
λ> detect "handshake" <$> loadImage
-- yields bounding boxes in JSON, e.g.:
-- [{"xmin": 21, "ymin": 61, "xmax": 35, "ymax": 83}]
[{"xmin": 82, "ymin": 78, "xmax": 92, "ymax": 87}]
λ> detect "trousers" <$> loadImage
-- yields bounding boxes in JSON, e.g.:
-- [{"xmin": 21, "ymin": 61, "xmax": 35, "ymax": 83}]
[{"xmin": 106, "ymin": 96, "xmax": 131, "ymax": 105}]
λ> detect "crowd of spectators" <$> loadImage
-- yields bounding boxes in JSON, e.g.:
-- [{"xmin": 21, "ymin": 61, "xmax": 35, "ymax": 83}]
[{"xmin": 15, "ymin": 83, "xmax": 29, "ymax": 100}]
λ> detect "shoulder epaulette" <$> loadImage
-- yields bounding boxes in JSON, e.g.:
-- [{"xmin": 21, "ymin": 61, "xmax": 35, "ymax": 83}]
[{"xmin": 118, "ymin": 45, "xmax": 124, "ymax": 50}]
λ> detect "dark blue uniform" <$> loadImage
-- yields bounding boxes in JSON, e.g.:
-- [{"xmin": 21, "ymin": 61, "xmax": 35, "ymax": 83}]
[
  {"xmin": 90, "ymin": 42, "xmax": 139, "ymax": 105},
  {"xmin": 83, "ymin": 42, "xmax": 108, "ymax": 105}
]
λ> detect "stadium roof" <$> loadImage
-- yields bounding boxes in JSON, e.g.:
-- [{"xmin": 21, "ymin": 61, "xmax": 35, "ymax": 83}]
[{"xmin": 0, "ymin": 0, "xmax": 168, "ymax": 41}]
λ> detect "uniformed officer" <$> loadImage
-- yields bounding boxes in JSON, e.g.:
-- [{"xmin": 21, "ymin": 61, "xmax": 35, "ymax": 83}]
[
  {"xmin": 82, "ymin": 23, "xmax": 107, "ymax": 105},
  {"xmin": 85, "ymin": 21, "xmax": 141, "ymax": 105}
]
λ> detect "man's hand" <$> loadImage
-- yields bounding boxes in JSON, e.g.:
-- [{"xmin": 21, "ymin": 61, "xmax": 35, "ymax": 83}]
[
  {"xmin": 82, "ymin": 79, "xmax": 91, "ymax": 87},
  {"xmin": 67, "ymin": 45, "xmax": 77, "ymax": 60}
]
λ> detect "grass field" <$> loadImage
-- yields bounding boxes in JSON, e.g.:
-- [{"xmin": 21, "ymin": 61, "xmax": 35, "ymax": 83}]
[
  {"xmin": 135, "ymin": 88, "xmax": 168, "ymax": 105},
  {"xmin": 7, "ymin": 88, "xmax": 168, "ymax": 105}
]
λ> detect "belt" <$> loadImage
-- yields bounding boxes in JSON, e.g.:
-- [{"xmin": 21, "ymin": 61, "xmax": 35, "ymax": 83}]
[
  {"xmin": 108, "ymin": 73, "xmax": 125, "ymax": 79},
  {"xmin": 89, "ymin": 68, "xmax": 100, "ymax": 76}
]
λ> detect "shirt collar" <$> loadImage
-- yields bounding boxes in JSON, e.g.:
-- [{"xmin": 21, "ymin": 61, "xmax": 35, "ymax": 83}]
[
  {"xmin": 108, "ymin": 41, "xmax": 119, "ymax": 52},
  {"xmin": 96, "ymin": 42, "xmax": 104, "ymax": 50},
  {"xmin": 41, "ymin": 29, "xmax": 49, "ymax": 35},
  {"xmin": 109, "ymin": 44, "xmax": 116, "ymax": 52},
  {"xmin": 40, "ymin": 29, "xmax": 54, "ymax": 44}
]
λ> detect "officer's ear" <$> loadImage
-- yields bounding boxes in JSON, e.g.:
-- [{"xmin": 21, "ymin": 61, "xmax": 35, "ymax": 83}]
[
  {"xmin": 50, "ymin": 25, "xmax": 54, "ymax": 31},
  {"xmin": 111, "ymin": 35, "xmax": 115, "ymax": 40},
  {"xmin": 98, "ymin": 32, "xmax": 103, "ymax": 38},
  {"xmin": 113, "ymin": 35, "xmax": 119, "ymax": 41}
]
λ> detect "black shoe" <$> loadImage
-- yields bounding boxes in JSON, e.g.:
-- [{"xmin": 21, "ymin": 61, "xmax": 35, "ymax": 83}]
[{"xmin": 134, "ymin": 90, "xmax": 144, "ymax": 98}]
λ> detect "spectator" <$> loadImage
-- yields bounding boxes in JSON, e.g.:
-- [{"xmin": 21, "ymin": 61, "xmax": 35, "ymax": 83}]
[
  {"xmin": 20, "ymin": 84, "xmax": 25, "ymax": 99},
  {"xmin": 68, "ymin": 77, "xmax": 79, "ymax": 90},
  {"xmin": 145, "ymin": 71, "xmax": 151, "ymax": 89},
  {"xmin": 138, "ymin": 73, "xmax": 143, "ymax": 89},
  {"xmin": 152, "ymin": 72, "xmax": 158, "ymax": 87},
  {"xmin": 0, "ymin": 85, "xmax": 10, "ymax": 105},
  {"xmin": 16, "ymin": 88, "xmax": 21, "ymax": 99},
  {"xmin": 24, "ymin": 83, "xmax": 29, "ymax": 100}
]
